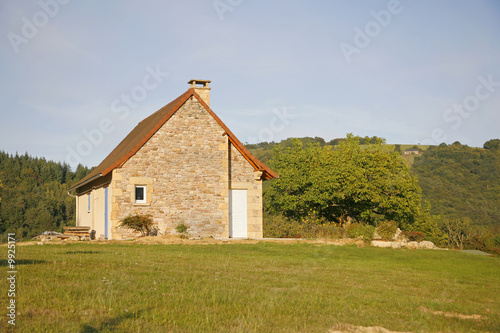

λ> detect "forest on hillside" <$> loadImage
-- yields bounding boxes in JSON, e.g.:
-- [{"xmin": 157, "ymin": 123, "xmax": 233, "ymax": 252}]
[
  {"xmin": 412, "ymin": 141, "xmax": 500, "ymax": 227},
  {"xmin": 0, "ymin": 151, "xmax": 91, "ymax": 239}
]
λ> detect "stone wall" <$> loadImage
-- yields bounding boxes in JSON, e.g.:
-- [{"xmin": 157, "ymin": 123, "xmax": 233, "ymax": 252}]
[{"xmin": 109, "ymin": 96, "xmax": 262, "ymax": 239}]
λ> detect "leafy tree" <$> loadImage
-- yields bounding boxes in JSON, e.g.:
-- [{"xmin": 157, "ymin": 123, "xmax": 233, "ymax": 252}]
[
  {"xmin": 264, "ymin": 135, "xmax": 422, "ymax": 227},
  {"xmin": 484, "ymin": 139, "xmax": 500, "ymax": 150},
  {"xmin": 328, "ymin": 138, "xmax": 345, "ymax": 146}
]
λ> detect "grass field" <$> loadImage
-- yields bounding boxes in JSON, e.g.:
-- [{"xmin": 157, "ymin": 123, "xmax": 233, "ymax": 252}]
[{"xmin": 1, "ymin": 242, "xmax": 499, "ymax": 332}]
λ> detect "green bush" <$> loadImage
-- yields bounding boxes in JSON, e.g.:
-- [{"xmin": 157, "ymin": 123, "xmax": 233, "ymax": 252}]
[
  {"xmin": 407, "ymin": 204, "xmax": 447, "ymax": 246},
  {"xmin": 299, "ymin": 211, "xmax": 341, "ymax": 239},
  {"xmin": 493, "ymin": 235, "xmax": 500, "ymax": 247},
  {"xmin": 120, "ymin": 214, "xmax": 154, "ymax": 237},
  {"xmin": 436, "ymin": 217, "xmax": 500, "ymax": 254},
  {"xmin": 263, "ymin": 213, "xmax": 341, "ymax": 239},
  {"xmin": 463, "ymin": 226, "xmax": 500, "ymax": 255},
  {"xmin": 466, "ymin": 234, "xmax": 489, "ymax": 252},
  {"xmin": 346, "ymin": 223, "xmax": 375, "ymax": 241},
  {"xmin": 304, "ymin": 222, "xmax": 341, "ymax": 239},
  {"xmin": 376, "ymin": 220, "xmax": 398, "ymax": 240},
  {"xmin": 263, "ymin": 214, "xmax": 301, "ymax": 238},
  {"xmin": 175, "ymin": 222, "xmax": 189, "ymax": 239}
]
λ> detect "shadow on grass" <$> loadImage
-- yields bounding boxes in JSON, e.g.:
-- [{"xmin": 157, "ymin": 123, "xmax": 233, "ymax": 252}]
[
  {"xmin": 79, "ymin": 310, "xmax": 142, "ymax": 332},
  {"xmin": 0, "ymin": 259, "xmax": 45, "ymax": 266}
]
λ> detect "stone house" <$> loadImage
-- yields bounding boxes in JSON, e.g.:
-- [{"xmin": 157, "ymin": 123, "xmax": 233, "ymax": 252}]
[
  {"xmin": 403, "ymin": 148, "xmax": 420, "ymax": 155},
  {"xmin": 68, "ymin": 80, "xmax": 278, "ymax": 239}
]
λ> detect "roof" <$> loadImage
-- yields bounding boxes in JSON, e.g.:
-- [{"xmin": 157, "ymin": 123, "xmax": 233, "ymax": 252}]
[{"xmin": 69, "ymin": 88, "xmax": 277, "ymax": 191}]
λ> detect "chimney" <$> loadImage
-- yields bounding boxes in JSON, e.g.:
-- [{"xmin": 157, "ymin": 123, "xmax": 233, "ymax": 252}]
[{"xmin": 188, "ymin": 79, "xmax": 211, "ymax": 106}]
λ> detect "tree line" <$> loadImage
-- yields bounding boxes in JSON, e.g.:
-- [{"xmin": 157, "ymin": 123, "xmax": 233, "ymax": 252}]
[{"xmin": 0, "ymin": 151, "xmax": 91, "ymax": 240}]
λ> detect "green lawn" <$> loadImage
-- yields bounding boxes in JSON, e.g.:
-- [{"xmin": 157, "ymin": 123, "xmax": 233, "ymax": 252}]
[{"xmin": 1, "ymin": 242, "xmax": 499, "ymax": 332}]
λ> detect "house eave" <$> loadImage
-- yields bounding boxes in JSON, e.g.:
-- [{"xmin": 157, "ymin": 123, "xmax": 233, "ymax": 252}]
[{"xmin": 68, "ymin": 173, "xmax": 103, "ymax": 193}]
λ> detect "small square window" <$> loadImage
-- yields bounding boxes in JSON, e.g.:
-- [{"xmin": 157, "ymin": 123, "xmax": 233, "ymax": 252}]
[{"xmin": 135, "ymin": 185, "xmax": 146, "ymax": 203}]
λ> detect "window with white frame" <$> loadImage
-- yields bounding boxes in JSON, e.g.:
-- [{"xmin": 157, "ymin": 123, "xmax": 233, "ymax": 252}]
[{"xmin": 135, "ymin": 185, "xmax": 146, "ymax": 204}]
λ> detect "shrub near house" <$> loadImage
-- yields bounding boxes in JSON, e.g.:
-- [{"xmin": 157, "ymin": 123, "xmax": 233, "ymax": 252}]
[{"xmin": 120, "ymin": 214, "xmax": 154, "ymax": 237}]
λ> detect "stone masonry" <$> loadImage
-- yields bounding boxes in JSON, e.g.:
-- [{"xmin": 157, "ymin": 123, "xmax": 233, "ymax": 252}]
[{"xmin": 109, "ymin": 96, "xmax": 263, "ymax": 239}]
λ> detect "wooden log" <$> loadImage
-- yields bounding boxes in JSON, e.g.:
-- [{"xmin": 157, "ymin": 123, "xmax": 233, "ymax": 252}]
[{"xmin": 64, "ymin": 226, "xmax": 90, "ymax": 231}]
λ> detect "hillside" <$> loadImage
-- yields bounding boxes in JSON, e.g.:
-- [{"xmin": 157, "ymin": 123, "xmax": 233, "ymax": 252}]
[
  {"xmin": 0, "ymin": 151, "xmax": 92, "ymax": 239},
  {"xmin": 411, "ymin": 140, "xmax": 500, "ymax": 226}
]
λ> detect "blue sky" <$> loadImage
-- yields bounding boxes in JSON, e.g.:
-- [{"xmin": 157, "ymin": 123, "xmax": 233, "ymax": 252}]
[{"xmin": 1, "ymin": 0, "xmax": 499, "ymax": 169}]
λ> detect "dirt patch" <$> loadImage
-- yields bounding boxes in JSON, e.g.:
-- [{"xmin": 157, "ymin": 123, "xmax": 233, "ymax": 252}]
[
  {"xmin": 418, "ymin": 306, "xmax": 486, "ymax": 320},
  {"xmin": 329, "ymin": 324, "xmax": 412, "ymax": 333}
]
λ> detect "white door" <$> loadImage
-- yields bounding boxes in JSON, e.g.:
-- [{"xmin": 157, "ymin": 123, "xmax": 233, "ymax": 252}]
[
  {"xmin": 229, "ymin": 190, "xmax": 247, "ymax": 238},
  {"xmin": 93, "ymin": 188, "xmax": 105, "ymax": 239}
]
